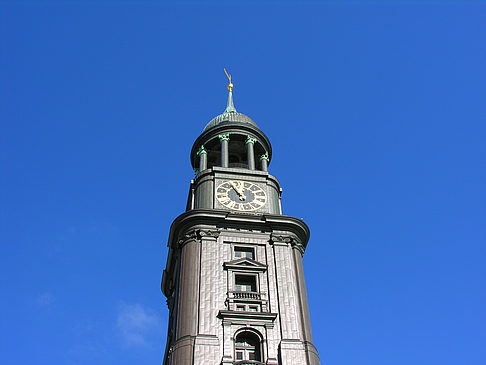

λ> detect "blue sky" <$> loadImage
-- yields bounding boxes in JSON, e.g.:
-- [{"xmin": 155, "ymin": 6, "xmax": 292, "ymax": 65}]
[{"xmin": 1, "ymin": 1, "xmax": 485, "ymax": 364}]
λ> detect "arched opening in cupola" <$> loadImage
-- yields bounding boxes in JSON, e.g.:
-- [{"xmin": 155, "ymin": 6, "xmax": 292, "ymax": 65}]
[
  {"xmin": 196, "ymin": 133, "xmax": 269, "ymax": 172},
  {"xmin": 228, "ymin": 134, "xmax": 249, "ymax": 169},
  {"xmin": 204, "ymin": 138, "xmax": 221, "ymax": 170}
]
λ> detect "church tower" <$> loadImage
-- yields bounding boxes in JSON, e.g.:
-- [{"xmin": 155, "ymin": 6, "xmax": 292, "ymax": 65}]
[{"xmin": 161, "ymin": 73, "xmax": 320, "ymax": 365}]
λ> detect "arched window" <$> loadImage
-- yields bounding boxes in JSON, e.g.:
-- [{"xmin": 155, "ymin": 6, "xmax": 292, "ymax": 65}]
[{"xmin": 234, "ymin": 330, "xmax": 262, "ymax": 362}]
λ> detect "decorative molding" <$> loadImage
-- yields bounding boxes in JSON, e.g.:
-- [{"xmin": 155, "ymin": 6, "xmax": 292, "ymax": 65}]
[
  {"xmin": 222, "ymin": 319, "xmax": 233, "ymax": 327},
  {"xmin": 177, "ymin": 228, "xmax": 221, "ymax": 246},
  {"xmin": 177, "ymin": 230, "xmax": 198, "ymax": 247},
  {"xmin": 218, "ymin": 310, "xmax": 278, "ymax": 323},
  {"xmin": 270, "ymin": 233, "xmax": 305, "ymax": 254},
  {"xmin": 245, "ymin": 136, "xmax": 257, "ymax": 145},
  {"xmin": 182, "ymin": 230, "xmax": 198, "ymax": 241},
  {"xmin": 259, "ymin": 152, "xmax": 269, "ymax": 161},
  {"xmin": 196, "ymin": 145, "xmax": 207, "ymax": 155},
  {"xmin": 223, "ymin": 258, "xmax": 267, "ymax": 272},
  {"xmin": 218, "ymin": 133, "xmax": 230, "ymax": 142},
  {"xmin": 166, "ymin": 209, "xmax": 310, "ymax": 252},
  {"xmin": 197, "ymin": 229, "xmax": 221, "ymax": 240},
  {"xmin": 270, "ymin": 234, "xmax": 293, "ymax": 244}
]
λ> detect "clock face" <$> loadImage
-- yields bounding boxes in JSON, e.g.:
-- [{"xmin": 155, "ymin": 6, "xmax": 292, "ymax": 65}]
[{"xmin": 216, "ymin": 180, "xmax": 267, "ymax": 212}]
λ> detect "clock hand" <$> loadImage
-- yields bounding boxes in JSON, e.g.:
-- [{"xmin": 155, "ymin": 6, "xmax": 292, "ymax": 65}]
[
  {"xmin": 230, "ymin": 182, "xmax": 238, "ymax": 191},
  {"xmin": 230, "ymin": 182, "xmax": 246, "ymax": 201},
  {"xmin": 230, "ymin": 182, "xmax": 244, "ymax": 197},
  {"xmin": 237, "ymin": 185, "xmax": 246, "ymax": 201},
  {"xmin": 235, "ymin": 182, "xmax": 245, "ymax": 195}
]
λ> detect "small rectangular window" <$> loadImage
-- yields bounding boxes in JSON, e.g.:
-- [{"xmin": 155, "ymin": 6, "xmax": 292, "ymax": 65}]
[
  {"xmin": 234, "ymin": 246, "xmax": 254, "ymax": 260},
  {"xmin": 236, "ymin": 305, "xmax": 245, "ymax": 311},
  {"xmin": 249, "ymin": 306, "xmax": 258, "ymax": 312}
]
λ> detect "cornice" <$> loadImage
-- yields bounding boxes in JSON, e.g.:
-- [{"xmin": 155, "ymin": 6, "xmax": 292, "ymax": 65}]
[
  {"xmin": 166, "ymin": 209, "xmax": 310, "ymax": 250},
  {"xmin": 218, "ymin": 310, "xmax": 278, "ymax": 323}
]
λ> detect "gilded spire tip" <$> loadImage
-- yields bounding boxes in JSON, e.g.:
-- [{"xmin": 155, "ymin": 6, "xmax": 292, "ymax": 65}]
[
  {"xmin": 224, "ymin": 68, "xmax": 233, "ymax": 91},
  {"xmin": 223, "ymin": 68, "xmax": 236, "ymax": 113}
]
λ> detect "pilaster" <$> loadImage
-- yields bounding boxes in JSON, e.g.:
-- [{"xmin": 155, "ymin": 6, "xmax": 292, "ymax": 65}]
[
  {"xmin": 271, "ymin": 234, "xmax": 304, "ymax": 338},
  {"xmin": 171, "ymin": 230, "xmax": 200, "ymax": 364}
]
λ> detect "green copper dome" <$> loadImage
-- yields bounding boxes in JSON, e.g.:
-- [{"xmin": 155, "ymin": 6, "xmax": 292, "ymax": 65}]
[
  {"xmin": 203, "ymin": 111, "xmax": 259, "ymax": 132},
  {"xmin": 203, "ymin": 81, "xmax": 259, "ymax": 132}
]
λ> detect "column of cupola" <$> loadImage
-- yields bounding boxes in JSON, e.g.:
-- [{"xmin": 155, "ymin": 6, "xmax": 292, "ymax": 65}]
[
  {"xmin": 218, "ymin": 133, "xmax": 230, "ymax": 168},
  {"xmin": 246, "ymin": 136, "xmax": 257, "ymax": 170},
  {"xmin": 197, "ymin": 145, "xmax": 207, "ymax": 172},
  {"xmin": 196, "ymin": 134, "xmax": 269, "ymax": 172},
  {"xmin": 260, "ymin": 152, "xmax": 269, "ymax": 172}
]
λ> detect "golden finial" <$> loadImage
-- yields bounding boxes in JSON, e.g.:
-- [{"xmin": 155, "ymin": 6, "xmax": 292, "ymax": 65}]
[{"xmin": 224, "ymin": 68, "xmax": 233, "ymax": 91}]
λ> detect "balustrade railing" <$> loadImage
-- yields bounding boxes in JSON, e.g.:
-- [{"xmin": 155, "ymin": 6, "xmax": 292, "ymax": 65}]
[
  {"xmin": 226, "ymin": 291, "xmax": 268, "ymax": 312},
  {"xmin": 233, "ymin": 292, "xmax": 261, "ymax": 300}
]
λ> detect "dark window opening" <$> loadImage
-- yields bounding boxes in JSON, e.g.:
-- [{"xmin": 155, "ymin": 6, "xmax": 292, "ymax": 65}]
[
  {"xmin": 235, "ymin": 275, "xmax": 257, "ymax": 292},
  {"xmin": 228, "ymin": 136, "xmax": 249, "ymax": 168},
  {"xmin": 235, "ymin": 331, "xmax": 261, "ymax": 362},
  {"xmin": 204, "ymin": 138, "xmax": 221, "ymax": 170}
]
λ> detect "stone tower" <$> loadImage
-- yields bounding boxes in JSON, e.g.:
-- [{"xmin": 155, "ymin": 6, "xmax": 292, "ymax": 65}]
[{"xmin": 161, "ymin": 75, "xmax": 320, "ymax": 365}]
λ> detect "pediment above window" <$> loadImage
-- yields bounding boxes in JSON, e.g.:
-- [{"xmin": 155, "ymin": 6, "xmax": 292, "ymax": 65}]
[{"xmin": 223, "ymin": 258, "xmax": 267, "ymax": 272}]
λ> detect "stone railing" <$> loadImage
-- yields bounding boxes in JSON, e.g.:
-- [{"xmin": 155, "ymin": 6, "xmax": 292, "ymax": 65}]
[
  {"xmin": 233, "ymin": 292, "xmax": 261, "ymax": 300},
  {"xmin": 226, "ymin": 291, "xmax": 268, "ymax": 312}
]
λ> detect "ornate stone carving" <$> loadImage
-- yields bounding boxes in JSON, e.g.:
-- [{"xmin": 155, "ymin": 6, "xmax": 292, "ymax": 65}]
[
  {"xmin": 270, "ymin": 234, "xmax": 294, "ymax": 244},
  {"xmin": 178, "ymin": 229, "xmax": 198, "ymax": 246},
  {"xmin": 197, "ymin": 145, "xmax": 207, "ymax": 155},
  {"xmin": 292, "ymin": 241, "xmax": 305, "ymax": 255},
  {"xmin": 259, "ymin": 152, "xmax": 269, "ymax": 161},
  {"xmin": 270, "ymin": 233, "xmax": 305, "ymax": 254},
  {"xmin": 246, "ymin": 136, "xmax": 257, "ymax": 145},
  {"xmin": 177, "ymin": 229, "xmax": 221, "ymax": 246},
  {"xmin": 218, "ymin": 133, "xmax": 230, "ymax": 142},
  {"xmin": 197, "ymin": 229, "xmax": 221, "ymax": 239}
]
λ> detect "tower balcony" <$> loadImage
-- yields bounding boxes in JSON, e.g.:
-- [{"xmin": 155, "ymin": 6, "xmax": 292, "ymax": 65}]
[{"xmin": 226, "ymin": 291, "xmax": 269, "ymax": 312}]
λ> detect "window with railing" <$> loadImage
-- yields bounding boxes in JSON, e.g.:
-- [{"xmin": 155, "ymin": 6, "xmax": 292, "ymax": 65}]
[
  {"xmin": 226, "ymin": 291, "xmax": 268, "ymax": 312},
  {"xmin": 224, "ymin": 252, "xmax": 269, "ymax": 313}
]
